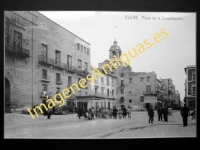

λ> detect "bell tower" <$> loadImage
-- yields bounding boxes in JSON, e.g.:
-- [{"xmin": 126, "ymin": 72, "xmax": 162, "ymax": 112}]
[{"xmin": 109, "ymin": 39, "xmax": 122, "ymax": 60}]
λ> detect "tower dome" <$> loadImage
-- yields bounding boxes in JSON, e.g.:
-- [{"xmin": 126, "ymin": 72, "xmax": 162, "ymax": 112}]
[{"xmin": 109, "ymin": 39, "xmax": 121, "ymax": 51}]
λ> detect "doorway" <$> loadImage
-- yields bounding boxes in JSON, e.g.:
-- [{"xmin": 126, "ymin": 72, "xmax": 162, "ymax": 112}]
[{"xmin": 5, "ymin": 78, "xmax": 11, "ymax": 113}]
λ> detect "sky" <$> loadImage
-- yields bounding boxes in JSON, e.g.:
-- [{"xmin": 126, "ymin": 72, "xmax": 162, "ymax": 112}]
[{"xmin": 39, "ymin": 11, "xmax": 196, "ymax": 102}]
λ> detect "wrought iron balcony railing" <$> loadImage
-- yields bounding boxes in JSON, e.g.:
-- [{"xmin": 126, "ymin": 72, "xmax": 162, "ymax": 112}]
[
  {"xmin": 38, "ymin": 55, "xmax": 54, "ymax": 66},
  {"xmin": 5, "ymin": 43, "xmax": 30, "ymax": 57},
  {"xmin": 66, "ymin": 65, "xmax": 77, "ymax": 73},
  {"xmin": 54, "ymin": 61, "xmax": 67, "ymax": 70}
]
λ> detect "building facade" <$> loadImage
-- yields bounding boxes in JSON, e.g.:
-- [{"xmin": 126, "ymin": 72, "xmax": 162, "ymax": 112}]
[
  {"xmin": 5, "ymin": 11, "xmax": 91, "ymax": 112},
  {"xmin": 184, "ymin": 65, "xmax": 196, "ymax": 109}
]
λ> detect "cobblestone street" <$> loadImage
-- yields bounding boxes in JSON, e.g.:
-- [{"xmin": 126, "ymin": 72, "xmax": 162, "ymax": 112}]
[{"xmin": 4, "ymin": 110, "xmax": 196, "ymax": 139}]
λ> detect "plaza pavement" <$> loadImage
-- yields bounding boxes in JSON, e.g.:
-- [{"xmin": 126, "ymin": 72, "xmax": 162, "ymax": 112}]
[{"xmin": 4, "ymin": 110, "xmax": 196, "ymax": 139}]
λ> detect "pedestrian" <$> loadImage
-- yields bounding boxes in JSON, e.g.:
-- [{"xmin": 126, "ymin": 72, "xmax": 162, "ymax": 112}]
[
  {"xmin": 181, "ymin": 104, "xmax": 190, "ymax": 127},
  {"xmin": 96, "ymin": 106, "xmax": 100, "ymax": 118},
  {"xmin": 191, "ymin": 109, "xmax": 195, "ymax": 119},
  {"xmin": 91, "ymin": 107, "xmax": 95, "ymax": 120},
  {"xmin": 88, "ymin": 108, "xmax": 92, "ymax": 120},
  {"xmin": 118, "ymin": 109, "xmax": 122, "ymax": 119},
  {"xmin": 85, "ymin": 109, "xmax": 88, "ymax": 120},
  {"xmin": 127, "ymin": 107, "xmax": 131, "ymax": 119},
  {"xmin": 122, "ymin": 107, "xmax": 127, "ymax": 119},
  {"xmin": 77, "ymin": 108, "xmax": 82, "ymax": 119},
  {"xmin": 148, "ymin": 105, "xmax": 154, "ymax": 124},
  {"xmin": 157, "ymin": 107, "xmax": 163, "ymax": 121},
  {"xmin": 113, "ymin": 106, "xmax": 118, "ymax": 119},
  {"xmin": 47, "ymin": 108, "xmax": 52, "ymax": 119},
  {"xmin": 163, "ymin": 106, "xmax": 168, "ymax": 122}
]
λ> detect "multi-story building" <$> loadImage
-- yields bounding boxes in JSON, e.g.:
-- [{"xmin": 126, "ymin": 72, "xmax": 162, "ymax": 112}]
[
  {"xmin": 174, "ymin": 90, "xmax": 181, "ymax": 109},
  {"xmin": 97, "ymin": 40, "xmax": 158, "ymax": 110},
  {"xmin": 4, "ymin": 11, "xmax": 91, "ymax": 112},
  {"xmin": 161, "ymin": 78, "xmax": 176, "ymax": 108},
  {"xmin": 184, "ymin": 65, "xmax": 196, "ymax": 109}
]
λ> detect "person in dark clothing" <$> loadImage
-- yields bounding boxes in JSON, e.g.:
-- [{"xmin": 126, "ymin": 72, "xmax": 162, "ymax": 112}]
[
  {"xmin": 122, "ymin": 107, "xmax": 127, "ymax": 119},
  {"xmin": 47, "ymin": 108, "xmax": 52, "ymax": 119},
  {"xmin": 148, "ymin": 105, "xmax": 154, "ymax": 124},
  {"xmin": 113, "ymin": 107, "xmax": 118, "ymax": 119},
  {"xmin": 181, "ymin": 104, "xmax": 190, "ymax": 127},
  {"xmin": 163, "ymin": 106, "xmax": 168, "ymax": 122},
  {"xmin": 77, "ymin": 108, "xmax": 82, "ymax": 119},
  {"xmin": 157, "ymin": 107, "xmax": 163, "ymax": 121}
]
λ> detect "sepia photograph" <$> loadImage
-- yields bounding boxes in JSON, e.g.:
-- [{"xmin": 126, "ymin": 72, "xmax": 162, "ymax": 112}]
[{"xmin": 4, "ymin": 11, "xmax": 196, "ymax": 139}]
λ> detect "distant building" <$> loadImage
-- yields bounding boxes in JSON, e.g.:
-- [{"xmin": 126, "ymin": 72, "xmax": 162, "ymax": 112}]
[
  {"xmin": 184, "ymin": 65, "xmax": 196, "ymax": 109},
  {"xmin": 98, "ymin": 40, "xmax": 158, "ymax": 110},
  {"xmin": 174, "ymin": 90, "xmax": 181, "ymax": 108}
]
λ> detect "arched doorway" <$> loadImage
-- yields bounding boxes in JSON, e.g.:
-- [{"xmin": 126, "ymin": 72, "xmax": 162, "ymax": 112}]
[{"xmin": 5, "ymin": 78, "xmax": 11, "ymax": 113}]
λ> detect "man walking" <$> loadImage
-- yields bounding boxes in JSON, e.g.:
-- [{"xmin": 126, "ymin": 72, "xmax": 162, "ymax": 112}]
[
  {"xmin": 157, "ymin": 106, "xmax": 163, "ymax": 121},
  {"xmin": 148, "ymin": 105, "xmax": 154, "ymax": 124},
  {"xmin": 163, "ymin": 106, "xmax": 168, "ymax": 122},
  {"xmin": 181, "ymin": 104, "xmax": 190, "ymax": 127}
]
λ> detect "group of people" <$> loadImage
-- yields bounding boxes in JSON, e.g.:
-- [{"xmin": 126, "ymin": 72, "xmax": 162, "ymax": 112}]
[
  {"xmin": 77, "ymin": 106, "xmax": 132, "ymax": 120},
  {"xmin": 147, "ymin": 105, "xmax": 169, "ymax": 124},
  {"xmin": 147, "ymin": 104, "xmax": 194, "ymax": 127}
]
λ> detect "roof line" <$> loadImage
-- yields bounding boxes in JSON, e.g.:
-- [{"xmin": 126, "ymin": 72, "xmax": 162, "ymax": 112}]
[{"xmin": 37, "ymin": 11, "xmax": 91, "ymax": 45}]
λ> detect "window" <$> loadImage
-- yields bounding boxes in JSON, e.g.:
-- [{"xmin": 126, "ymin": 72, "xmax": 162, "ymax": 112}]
[
  {"xmin": 81, "ymin": 45, "xmax": 83, "ymax": 52},
  {"xmin": 84, "ymin": 62, "xmax": 88, "ymax": 72},
  {"xmin": 121, "ymin": 88, "xmax": 124, "ymax": 94},
  {"xmin": 101, "ymin": 87, "xmax": 105, "ymax": 94},
  {"xmin": 107, "ymin": 89, "xmax": 109, "ymax": 97},
  {"xmin": 112, "ymin": 78, "xmax": 114, "ymax": 86},
  {"xmin": 56, "ymin": 73, "xmax": 61, "ymax": 82},
  {"xmin": 78, "ymin": 78, "xmax": 82, "ymax": 88},
  {"xmin": 68, "ymin": 76, "xmax": 72, "ymax": 86},
  {"xmin": 87, "ymin": 48, "xmax": 90, "ymax": 55},
  {"xmin": 140, "ymin": 96, "xmax": 144, "ymax": 102},
  {"xmin": 56, "ymin": 87, "xmax": 60, "ymax": 94},
  {"xmin": 77, "ymin": 43, "xmax": 80, "ymax": 50},
  {"xmin": 192, "ymin": 86, "xmax": 196, "ymax": 95},
  {"xmin": 129, "ymin": 78, "xmax": 132, "ymax": 83},
  {"xmin": 101, "ymin": 102, "xmax": 103, "ymax": 108},
  {"xmin": 121, "ymin": 73, "xmax": 124, "ymax": 77},
  {"xmin": 147, "ymin": 76, "xmax": 150, "ymax": 82},
  {"xmin": 120, "ymin": 97, "xmax": 124, "ymax": 103},
  {"xmin": 13, "ymin": 31, "xmax": 22, "ymax": 52},
  {"xmin": 129, "ymin": 99, "xmax": 132, "ymax": 103},
  {"xmin": 42, "ymin": 69, "xmax": 47, "ymax": 79},
  {"xmin": 140, "ymin": 77, "xmax": 144, "ymax": 82},
  {"xmin": 107, "ymin": 76, "xmax": 109, "ymax": 86},
  {"xmin": 78, "ymin": 59, "xmax": 82, "ymax": 69},
  {"xmin": 42, "ymin": 84, "xmax": 47, "ymax": 92},
  {"xmin": 95, "ymin": 86, "xmax": 98, "ymax": 94},
  {"xmin": 101, "ymin": 77, "xmax": 104, "ymax": 84},
  {"xmin": 129, "ymin": 91, "xmax": 132, "ymax": 95},
  {"xmin": 84, "ymin": 47, "xmax": 86, "ymax": 54},
  {"xmin": 104, "ymin": 102, "xmax": 106, "ymax": 108},
  {"xmin": 41, "ymin": 44, "xmax": 48, "ymax": 62},
  {"xmin": 55, "ymin": 50, "xmax": 61, "ymax": 66},
  {"xmin": 192, "ymin": 73, "xmax": 196, "ymax": 81},
  {"xmin": 121, "ymin": 80, "xmax": 124, "ymax": 86},
  {"xmin": 67, "ymin": 55, "xmax": 72, "ymax": 70},
  {"xmin": 146, "ymin": 86, "xmax": 151, "ymax": 93},
  {"xmin": 112, "ymin": 90, "xmax": 114, "ymax": 96}
]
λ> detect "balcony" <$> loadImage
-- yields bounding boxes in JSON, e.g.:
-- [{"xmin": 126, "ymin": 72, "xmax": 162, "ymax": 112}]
[
  {"xmin": 5, "ymin": 43, "xmax": 30, "ymax": 58},
  {"xmin": 38, "ymin": 55, "xmax": 54, "ymax": 66},
  {"xmin": 77, "ymin": 69, "xmax": 89, "ymax": 77},
  {"xmin": 143, "ymin": 91, "xmax": 157, "ymax": 95},
  {"xmin": 54, "ymin": 61, "xmax": 67, "ymax": 70},
  {"xmin": 66, "ymin": 65, "xmax": 77, "ymax": 73},
  {"xmin": 56, "ymin": 79, "xmax": 63, "ymax": 85},
  {"xmin": 40, "ymin": 91, "xmax": 52, "ymax": 98},
  {"xmin": 41, "ymin": 75, "xmax": 51, "ymax": 82}
]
